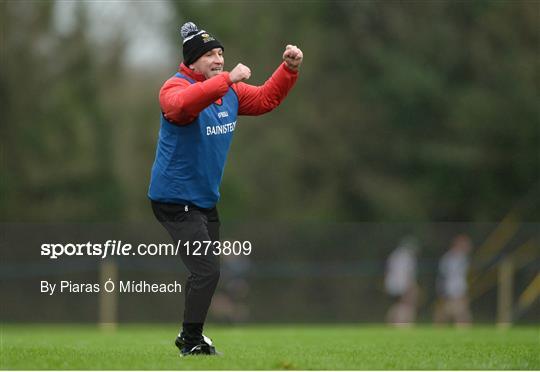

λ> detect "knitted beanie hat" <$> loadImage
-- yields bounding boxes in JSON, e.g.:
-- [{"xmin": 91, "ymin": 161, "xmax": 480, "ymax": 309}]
[{"xmin": 180, "ymin": 22, "xmax": 224, "ymax": 66}]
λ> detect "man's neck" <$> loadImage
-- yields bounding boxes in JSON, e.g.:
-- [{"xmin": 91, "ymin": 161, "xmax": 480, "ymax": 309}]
[{"xmin": 179, "ymin": 63, "xmax": 206, "ymax": 82}]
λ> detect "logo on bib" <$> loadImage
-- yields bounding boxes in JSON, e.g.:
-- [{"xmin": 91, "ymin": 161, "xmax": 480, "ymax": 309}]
[{"xmin": 206, "ymin": 121, "xmax": 236, "ymax": 136}]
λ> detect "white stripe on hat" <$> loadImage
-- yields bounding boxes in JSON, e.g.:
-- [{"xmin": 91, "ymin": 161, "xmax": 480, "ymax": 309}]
[{"xmin": 182, "ymin": 30, "xmax": 207, "ymax": 45}]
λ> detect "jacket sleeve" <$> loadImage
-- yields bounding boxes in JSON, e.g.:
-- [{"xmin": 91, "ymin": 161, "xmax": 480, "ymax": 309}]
[
  {"xmin": 233, "ymin": 62, "xmax": 298, "ymax": 116},
  {"xmin": 159, "ymin": 72, "xmax": 233, "ymax": 125}
]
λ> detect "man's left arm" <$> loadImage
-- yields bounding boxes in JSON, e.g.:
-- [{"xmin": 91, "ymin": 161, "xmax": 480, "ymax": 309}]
[{"xmin": 234, "ymin": 45, "xmax": 303, "ymax": 116}]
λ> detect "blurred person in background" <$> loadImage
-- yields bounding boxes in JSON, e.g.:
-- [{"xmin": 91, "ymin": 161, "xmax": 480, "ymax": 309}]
[
  {"xmin": 385, "ymin": 236, "xmax": 420, "ymax": 326},
  {"xmin": 148, "ymin": 22, "xmax": 302, "ymax": 356},
  {"xmin": 211, "ymin": 254, "xmax": 251, "ymax": 323},
  {"xmin": 434, "ymin": 234, "xmax": 473, "ymax": 326}
]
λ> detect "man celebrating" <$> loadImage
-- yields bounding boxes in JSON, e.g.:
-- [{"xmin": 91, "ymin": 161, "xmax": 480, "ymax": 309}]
[{"xmin": 148, "ymin": 22, "xmax": 303, "ymax": 356}]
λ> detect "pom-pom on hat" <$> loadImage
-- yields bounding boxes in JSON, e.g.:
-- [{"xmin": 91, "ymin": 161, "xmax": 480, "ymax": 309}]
[{"xmin": 180, "ymin": 22, "xmax": 224, "ymax": 66}]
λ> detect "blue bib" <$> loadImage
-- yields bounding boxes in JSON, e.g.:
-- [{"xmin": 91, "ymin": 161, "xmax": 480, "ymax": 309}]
[{"xmin": 148, "ymin": 73, "xmax": 239, "ymax": 208}]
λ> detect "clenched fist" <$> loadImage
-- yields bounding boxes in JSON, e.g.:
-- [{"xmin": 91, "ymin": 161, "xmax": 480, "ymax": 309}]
[
  {"xmin": 229, "ymin": 63, "xmax": 251, "ymax": 83},
  {"xmin": 283, "ymin": 45, "xmax": 303, "ymax": 70}
]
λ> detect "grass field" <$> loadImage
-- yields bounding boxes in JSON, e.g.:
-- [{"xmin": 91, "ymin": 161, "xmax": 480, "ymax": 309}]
[{"xmin": 1, "ymin": 324, "xmax": 538, "ymax": 370}]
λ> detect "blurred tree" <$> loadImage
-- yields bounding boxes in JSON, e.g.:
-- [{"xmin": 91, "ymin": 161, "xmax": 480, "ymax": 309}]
[{"xmin": 1, "ymin": 1, "xmax": 126, "ymax": 221}]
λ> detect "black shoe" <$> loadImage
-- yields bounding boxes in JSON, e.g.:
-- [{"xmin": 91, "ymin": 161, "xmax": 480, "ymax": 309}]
[{"xmin": 175, "ymin": 334, "xmax": 221, "ymax": 356}]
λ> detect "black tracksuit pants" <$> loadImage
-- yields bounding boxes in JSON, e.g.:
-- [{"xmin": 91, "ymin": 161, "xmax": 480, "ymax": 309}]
[{"xmin": 151, "ymin": 200, "xmax": 220, "ymax": 344}]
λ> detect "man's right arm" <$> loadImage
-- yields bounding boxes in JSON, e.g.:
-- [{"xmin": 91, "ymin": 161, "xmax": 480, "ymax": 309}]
[{"xmin": 159, "ymin": 73, "xmax": 233, "ymax": 125}]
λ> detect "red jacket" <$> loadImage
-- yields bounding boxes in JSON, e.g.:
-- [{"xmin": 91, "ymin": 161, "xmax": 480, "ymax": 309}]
[{"xmin": 159, "ymin": 62, "xmax": 298, "ymax": 125}]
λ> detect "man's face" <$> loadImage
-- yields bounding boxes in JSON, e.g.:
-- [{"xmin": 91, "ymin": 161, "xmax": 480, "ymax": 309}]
[{"xmin": 190, "ymin": 48, "xmax": 224, "ymax": 78}]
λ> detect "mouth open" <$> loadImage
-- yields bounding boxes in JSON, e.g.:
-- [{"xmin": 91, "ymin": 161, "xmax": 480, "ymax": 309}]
[{"xmin": 211, "ymin": 67, "xmax": 222, "ymax": 72}]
